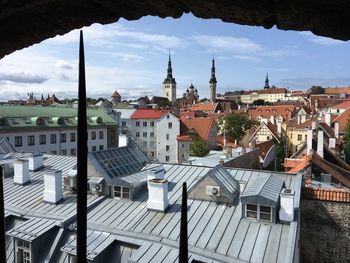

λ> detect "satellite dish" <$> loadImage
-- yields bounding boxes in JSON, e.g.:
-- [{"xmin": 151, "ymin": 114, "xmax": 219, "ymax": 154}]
[{"xmin": 263, "ymin": 145, "xmax": 276, "ymax": 168}]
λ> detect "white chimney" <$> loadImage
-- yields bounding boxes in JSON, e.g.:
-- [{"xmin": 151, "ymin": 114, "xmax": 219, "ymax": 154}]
[
  {"xmin": 277, "ymin": 120, "xmax": 282, "ymax": 134},
  {"xmin": 325, "ymin": 112, "xmax": 331, "ymax": 126},
  {"xmin": 279, "ymin": 189, "xmax": 295, "ymax": 222},
  {"xmin": 270, "ymin": 115, "xmax": 275, "ymax": 125},
  {"xmin": 43, "ymin": 169, "xmax": 63, "ymax": 204},
  {"xmin": 334, "ymin": 121, "xmax": 339, "ymax": 138},
  {"xmin": 329, "ymin": 138, "xmax": 336, "ymax": 149},
  {"xmin": 301, "ymin": 114, "xmax": 306, "ymax": 124},
  {"xmin": 317, "ymin": 130, "xmax": 324, "ymax": 158},
  {"xmin": 297, "ymin": 115, "xmax": 301, "ymax": 125},
  {"xmin": 28, "ymin": 153, "xmax": 44, "ymax": 171},
  {"xmin": 14, "ymin": 159, "xmax": 30, "ymax": 185},
  {"xmin": 307, "ymin": 129, "xmax": 313, "ymax": 155},
  {"xmin": 311, "ymin": 121, "xmax": 316, "ymax": 130},
  {"xmin": 147, "ymin": 166, "xmax": 165, "ymax": 181},
  {"xmin": 147, "ymin": 178, "xmax": 168, "ymax": 212}
]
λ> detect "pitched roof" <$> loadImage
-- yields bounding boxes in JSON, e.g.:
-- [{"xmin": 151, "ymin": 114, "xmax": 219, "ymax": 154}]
[
  {"xmin": 249, "ymin": 105, "xmax": 295, "ymax": 121},
  {"xmin": 111, "ymin": 90, "xmax": 121, "ymax": 97},
  {"xmin": 130, "ymin": 109, "xmax": 169, "ymax": 119},
  {"xmin": 330, "ymin": 100, "xmax": 350, "ymax": 110},
  {"xmin": 180, "ymin": 117, "xmax": 215, "ymax": 141},
  {"xmin": 256, "ymin": 140, "xmax": 275, "ymax": 159},
  {"xmin": 324, "ymin": 87, "xmax": 350, "ymax": 94},
  {"xmin": 187, "ymin": 103, "xmax": 219, "ymax": 113},
  {"xmin": 242, "ymin": 88, "xmax": 287, "ymax": 95},
  {"xmin": 249, "ymin": 121, "xmax": 281, "ymax": 143},
  {"xmin": 332, "ymin": 108, "xmax": 350, "ymax": 132}
]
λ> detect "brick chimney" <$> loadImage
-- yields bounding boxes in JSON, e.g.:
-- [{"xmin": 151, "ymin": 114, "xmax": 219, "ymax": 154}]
[
  {"xmin": 14, "ymin": 159, "xmax": 30, "ymax": 185},
  {"xmin": 317, "ymin": 130, "xmax": 324, "ymax": 158}
]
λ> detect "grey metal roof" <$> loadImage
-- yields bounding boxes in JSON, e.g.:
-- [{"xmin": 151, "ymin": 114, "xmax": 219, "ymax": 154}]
[
  {"xmin": 241, "ymin": 173, "xmax": 285, "ymax": 207},
  {"xmin": 89, "ymin": 138, "xmax": 149, "ymax": 183},
  {"xmin": 6, "ymin": 218, "xmax": 57, "ymax": 242},
  {"xmin": 0, "ymin": 137, "xmax": 16, "ymax": 154}
]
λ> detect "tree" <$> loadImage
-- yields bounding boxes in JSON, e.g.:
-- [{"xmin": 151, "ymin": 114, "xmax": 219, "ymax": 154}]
[
  {"xmin": 343, "ymin": 119, "xmax": 350, "ymax": 164},
  {"xmin": 190, "ymin": 136, "xmax": 209, "ymax": 157},
  {"xmin": 252, "ymin": 99, "xmax": 265, "ymax": 106},
  {"xmin": 309, "ymin": 85, "xmax": 325, "ymax": 94},
  {"xmin": 220, "ymin": 112, "xmax": 258, "ymax": 146}
]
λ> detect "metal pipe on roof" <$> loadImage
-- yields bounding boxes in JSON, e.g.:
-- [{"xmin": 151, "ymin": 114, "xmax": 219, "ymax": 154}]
[
  {"xmin": 77, "ymin": 30, "xmax": 87, "ymax": 263},
  {"xmin": 0, "ymin": 165, "xmax": 6, "ymax": 263},
  {"xmin": 179, "ymin": 182, "xmax": 188, "ymax": 263}
]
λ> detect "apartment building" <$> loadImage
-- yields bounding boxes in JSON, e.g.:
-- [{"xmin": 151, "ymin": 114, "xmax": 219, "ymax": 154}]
[
  {"xmin": 130, "ymin": 108, "xmax": 180, "ymax": 163},
  {"xmin": 0, "ymin": 105, "xmax": 117, "ymax": 155}
]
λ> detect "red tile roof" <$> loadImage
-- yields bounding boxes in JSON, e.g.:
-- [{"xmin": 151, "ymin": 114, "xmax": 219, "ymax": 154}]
[
  {"xmin": 324, "ymin": 87, "xmax": 350, "ymax": 94},
  {"xmin": 217, "ymin": 135, "xmax": 236, "ymax": 148},
  {"xmin": 179, "ymin": 117, "xmax": 215, "ymax": 141},
  {"xmin": 302, "ymin": 188, "xmax": 350, "ymax": 202},
  {"xmin": 111, "ymin": 90, "xmax": 120, "ymax": 97},
  {"xmin": 256, "ymin": 140, "xmax": 274, "ymax": 159},
  {"xmin": 187, "ymin": 103, "xmax": 219, "ymax": 113},
  {"xmin": 331, "ymin": 100, "xmax": 350, "ymax": 110},
  {"xmin": 332, "ymin": 108, "xmax": 350, "ymax": 132},
  {"xmin": 130, "ymin": 109, "xmax": 169, "ymax": 119},
  {"xmin": 249, "ymin": 105, "xmax": 295, "ymax": 121}
]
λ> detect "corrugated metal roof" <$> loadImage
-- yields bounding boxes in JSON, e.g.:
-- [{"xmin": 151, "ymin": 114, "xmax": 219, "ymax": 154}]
[
  {"xmin": 241, "ymin": 173, "xmax": 285, "ymax": 207},
  {"xmin": 6, "ymin": 218, "xmax": 57, "ymax": 242}
]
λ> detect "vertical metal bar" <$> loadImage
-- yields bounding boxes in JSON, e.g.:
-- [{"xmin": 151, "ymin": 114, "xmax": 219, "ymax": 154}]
[
  {"xmin": 0, "ymin": 165, "xmax": 6, "ymax": 263},
  {"xmin": 179, "ymin": 182, "xmax": 188, "ymax": 263},
  {"xmin": 77, "ymin": 30, "xmax": 87, "ymax": 263}
]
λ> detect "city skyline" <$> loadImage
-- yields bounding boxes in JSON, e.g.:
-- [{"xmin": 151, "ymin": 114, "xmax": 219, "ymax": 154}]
[{"xmin": 0, "ymin": 13, "xmax": 350, "ymax": 101}]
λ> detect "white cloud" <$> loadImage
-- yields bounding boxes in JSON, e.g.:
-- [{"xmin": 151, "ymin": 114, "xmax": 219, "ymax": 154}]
[
  {"xmin": 55, "ymin": 60, "xmax": 78, "ymax": 70},
  {"xmin": 0, "ymin": 71, "xmax": 48, "ymax": 84},
  {"xmin": 233, "ymin": 55, "xmax": 261, "ymax": 62},
  {"xmin": 300, "ymin": 31, "xmax": 346, "ymax": 46},
  {"xmin": 96, "ymin": 51, "xmax": 144, "ymax": 62}
]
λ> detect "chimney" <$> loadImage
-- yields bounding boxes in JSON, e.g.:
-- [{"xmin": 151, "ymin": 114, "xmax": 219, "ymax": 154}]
[
  {"xmin": 279, "ymin": 188, "xmax": 295, "ymax": 222},
  {"xmin": 28, "ymin": 153, "xmax": 44, "ymax": 171},
  {"xmin": 311, "ymin": 121, "xmax": 316, "ymax": 130},
  {"xmin": 325, "ymin": 111, "xmax": 331, "ymax": 126},
  {"xmin": 147, "ymin": 166, "xmax": 165, "ymax": 180},
  {"xmin": 219, "ymin": 156, "xmax": 225, "ymax": 165},
  {"xmin": 334, "ymin": 121, "xmax": 339, "ymax": 138},
  {"xmin": 307, "ymin": 129, "xmax": 313, "ymax": 155},
  {"xmin": 329, "ymin": 138, "xmax": 336, "ymax": 148},
  {"xmin": 277, "ymin": 120, "xmax": 282, "ymax": 134},
  {"xmin": 301, "ymin": 114, "xmax": 306, "ymax": 124},
  {"xmin": 43, "ymin": 169, "xmax": 63, "ymax": 204},
  {"xmin": 270, "ymin": 115, "xmax": 275, "ymax": 125},
  {"xmin": 317, "ymin": 130, "xmax": 324, "ymax": 158},
  {"xmin": 147, "ymin": 178, "xmax": 168, "ymax": 212},
  {"xmin": 297, "ymin": 115, "xmax": 301, "ymax": 125},
  {"xmin": 14, "ymin": 159, "xmax": 30, "ymax": 185}
]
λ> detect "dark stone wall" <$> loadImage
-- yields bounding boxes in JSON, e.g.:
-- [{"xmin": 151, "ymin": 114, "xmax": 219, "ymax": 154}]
[
  {"xmin": 301, "ymin": 199, "xmax": 350, "ymax": 263},
  {"xmin": 224, "ymin": 149, "xmax": 261, "ymax": 169},
  {"xmin": 1, "ymin": 0, "xmax": 350, "ymax": 59}
]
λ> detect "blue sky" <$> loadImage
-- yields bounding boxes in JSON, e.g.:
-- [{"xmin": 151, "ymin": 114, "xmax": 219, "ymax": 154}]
[{"xmin": 0, "ymin": 13, "xmax": 349, "ymax": 101}]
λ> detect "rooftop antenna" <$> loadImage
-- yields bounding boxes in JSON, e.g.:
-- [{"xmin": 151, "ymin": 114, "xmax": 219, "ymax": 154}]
[
  {"xmin": 179, "ymin": 182, "xmax": 188, "ymax": 263},
  {"xmin": 77, "ymin": 30, "xmax": 88, "ymax": 263}
]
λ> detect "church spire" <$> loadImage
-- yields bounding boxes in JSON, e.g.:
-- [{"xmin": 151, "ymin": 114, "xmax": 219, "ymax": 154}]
[
  {"xmin": 209, "ymin": 52, "xmax": 217, "ymax": 103},
  {"xmin": 163, "ymin": 51, "xmax": 176, "ymax": 102},
  {"xmin": 167, "ymin": 50, "xmax": 173, "ymax": 79},
  {"xmin": 264, "ymin": 73, "xmax": 270, "ymax": 89}
]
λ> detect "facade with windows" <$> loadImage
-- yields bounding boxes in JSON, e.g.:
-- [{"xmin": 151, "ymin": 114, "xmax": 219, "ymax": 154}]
[
  {"xmin": 0, "ymin": 106, "xmax": 117, "ymax": 156},
  {"xmin": 130, "ymin": 109, "xmax": 180, "ymax": 163}
]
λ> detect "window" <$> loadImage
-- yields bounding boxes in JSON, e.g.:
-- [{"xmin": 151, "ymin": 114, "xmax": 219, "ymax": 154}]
[
  {"xmin": 150, "ymin": 132, "xmax": 154, "ymax": 137},
  {"xmin": 136, "ymin": 132, "xmax": 140, "ymax": 137},
  {"xmin": 60, "ymin": 149, "xmax": 67, "ymax": 155},
  {"xmin": 16, "ymin": 239, "xmax": 31, "ymax": 263},
  {"xmin": 28, "ymin": 135, "xmax": 35, "ymax": 146},
  {"xmin": 122, "ymin": 121, "xmax": 126, "ymax": 127},
  {"xmin": 305, "ymin": 134, "xmax": 307, "ymax": 140},
  {"xmin": 246, "ymin": 204, "xmax": 258, "ymax": 219},
  {"xmin": 136, "ymin": 121, "xmax": 140, "ymax": 127},
  {"xmin": 143, "ymin": 121, "xmax": 147, "ymax": 127},
  {"xmin": 166, "ymin": 156, "xmax": 170, "ymax": 162},
  {"xmin": 70, "ymin": 148, "xmax": 76, "ymax": 156},
  {"xmin": 297, "ymin": 134, "xmax": 302, "ymax": 141},
  {"xmin": 290, "ymin": 133, "xmax": 293, "ymax": 139},
  {"xmin": 266, "ymin": 136, "xmax": 270, "ymax": 140},
  {"xmin": 143, "ymin": 132, "xmax": 147, "ymax": 138},
  {"xmin": 150, "ymin": 121, "xmax": 154, "ymax": 127},
  {"xmin": 150, "ymin": 141, "xmax": 155, "ymax": 148},
  {"xmin": 50, "ymin": 134, "xmax": 56, "ymax": 144},
  {"xmin": 181, "ymin": 153, "xmax": 184, "ymax": 158},
  {"xmin": 113, "ymin": 186, "xmax": 130, "ymax": 199},
  {"xmin": 99, "ymin": 145, "xmax": 104, "ymax": 150},
  {"xmin": 166, "ymin": 134, "xmax": 169, "ymax": 140},
  {"xmin": 51, "ymin": 150, "xmax": 57, "ymax": 155},
  {"xmin": 15, "ymin": 136, "xmax": 22, "ymax": 147},
  {"xmin": 168, "ymin": 122, "xmax": 172, "ymax": 128},
  {"xmin": 166, "ymin": 145, "xmax": 170, "ymax": 151},
  {"xmin": 182, "ymin": 143, "xmax": 185, "ymax": 149},
  {"xmin": 167, "ymin": 115, "xmax": 170, "ymax": 119},
  {"xmin": 259, "ymin": 206, "xmax": 272, "ymax": 221},
  {"xmin": 70, "ymin": 132, "xmax": 76, "ymax": 142},
  {"xmin": 60, "ymin": 133, "xmax": 66, "ymax": 143},
  {"xmin": 39, "ymin": 135, "xmax": 46, "ymax": 145},
  {"xmin": 151, "ymin": 151, "xmax": 155, "ymax": 158},
  {"xmin": 143, "ymin": 141, "xmax": 147, "ymax": 147},
  {"xmin": 91, "ymin": 131, "xmax": 96, "ymax": 140},
  {"xmin": 99, "ymin": 131, "xmax": 104, "ymax": 139},
  {"xmin": 92, "ymin": 146, "xmax": 97, "ymax": 151}
]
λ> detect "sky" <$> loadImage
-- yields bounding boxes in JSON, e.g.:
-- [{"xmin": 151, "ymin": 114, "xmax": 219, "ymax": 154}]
[{"xmin": 0, "ymin": 13, "xmax": 349, "ymax": 101}]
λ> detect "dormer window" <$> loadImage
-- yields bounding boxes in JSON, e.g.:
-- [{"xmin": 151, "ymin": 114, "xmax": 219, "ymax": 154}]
[
  {"xmin": 246, "ymin": 204, "xmax": 272, "ymax": 221},
  {"xmin": 15, "ymin": 239, "xmax": 31, "ymax": 263}
]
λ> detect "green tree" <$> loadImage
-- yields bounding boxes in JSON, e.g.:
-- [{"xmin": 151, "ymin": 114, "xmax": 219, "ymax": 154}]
[
  {"xmin": 309, "ymin": 85, "xmax": 325, "ymax": 94},
  {"xmin": 252, "ymin": 99, "xmax": 265, "ymax": 106},
  {"xmin": 220, "ymin": 112, "xmax": 258, "ymax": 146},
  {"xmin": 343, "ymin": 119, "xmax": 350, "ymax": 164},
  {"xmin": 190, "ymin": 136, "xmax": 210, "ymax": 157}
]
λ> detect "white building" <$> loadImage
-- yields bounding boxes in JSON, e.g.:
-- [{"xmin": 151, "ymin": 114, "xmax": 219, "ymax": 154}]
[
  {"xmin": 0, "ymin": 105, "xmax": 118, "ymax": 155},
  {"xmin": 130, "ymin": 109, "xmax": 180, "ymax": 163}
]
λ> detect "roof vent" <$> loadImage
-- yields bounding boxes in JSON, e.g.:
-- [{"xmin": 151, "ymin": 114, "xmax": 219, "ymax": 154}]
[
  {"xmin": 279, "ymin": 188, "xmax": 295, "ymax": 222},
  {"xmin": 28, "ymin": 153, "xmax": 44, "ymax": 171},
  {"xmin": 14, "ymin": 159, "xmax": 30, "ymax": 185},
  {"xmin": 206, "ymin": 186, "xmax": 221, "ymax": 197},
  {"xmin": 147, "ymin": 178, "xmax": 168, "ymax": 212},
  {"xmin": 43, "ymin": 169, "xmax": 63, "ymax": 204}
]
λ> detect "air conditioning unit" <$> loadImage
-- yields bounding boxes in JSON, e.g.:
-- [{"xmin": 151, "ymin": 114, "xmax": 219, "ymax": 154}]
[
  {"xmin": 206, "ymin": 186, "xmax": 221, "ymax": 197},
  {"xmin": 94, "ymin": 183, "xmax": 103, "ymax": 193}
]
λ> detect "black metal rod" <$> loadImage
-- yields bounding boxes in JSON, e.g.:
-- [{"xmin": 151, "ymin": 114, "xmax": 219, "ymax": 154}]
[
  {"xmin": 179, "ymin": 182, "xmax": 188, "ymax": 263},
  {"xmin": 0, "ymin": 165, "xmax": 6, "ymax": 263},
  {"xmin": 77, "ymin": 30, "xmax": 87, "ymax": 263}
]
